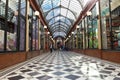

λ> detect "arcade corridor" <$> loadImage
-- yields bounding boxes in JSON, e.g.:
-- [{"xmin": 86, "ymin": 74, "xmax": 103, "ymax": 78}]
[
  {"xmin": 0, "ymin": 0, "xmax": 120, "ymax": 80},
  {"xmin": 1, "ymin": 51, "xmax": 120, "ymax": 80}
]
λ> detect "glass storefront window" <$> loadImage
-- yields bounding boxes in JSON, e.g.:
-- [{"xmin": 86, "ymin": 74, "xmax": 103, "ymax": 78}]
[
  {"xmin": 0, "ymin": 0, "xmax": 6, "ymax": 51},
  {"xmin": 35, "ymin": 19, "xmax": 39, "ymax": 50},
  {"xmin": 40, "ymin": 25, "xmax": 44, "ymax": 50},
  {"xmin": 6, "ymin": 0, "xmax": 18, "ymax": 51},
  {"xmin": 87, "ymin": 3, "xmax": 98, "ymax": 49},
  {"xmin": 0, "ymin": 0, "xmax": 6, "ymax": 17},
  {"xmin": 29, "ymin": 7, "xmax": 33, "ymax": 51},
  {"xmin": 32, "ymin": 19, "xmax": 37, "ymax": 50},
  {"xmin": 100, "ymin": 0, "xmax": 110, "ymax": 49},
  {"xmin": 78, "ymin": 23, "xmax": 83, "ymax": 49},
  {"xmin": 100, "ymin": 0, "xmax": 120, "ymax": 50},
  {"xmin": 85, "ymin": 17, "xmax": 88, "ymax": 48},
  {"xmin": 110, "ymin": 0, "xmax": 120, "ymax": 50},
  {"xmin": 20, "ymin": 0, "xmax": 26, "ymax": 51}
]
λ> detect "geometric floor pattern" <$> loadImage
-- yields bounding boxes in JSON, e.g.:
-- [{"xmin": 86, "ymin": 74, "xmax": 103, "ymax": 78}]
[{"xmin": 0, "ymin": 51, "xmax": 120, "ymax": 80}]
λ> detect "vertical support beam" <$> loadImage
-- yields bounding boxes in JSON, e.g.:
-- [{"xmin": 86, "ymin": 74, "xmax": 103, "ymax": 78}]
[
  {"xmin": 72, "ymin": 34, "xmax": 74, "ymax": 49},
  {"xmin": 97, "ymin": 1, "xmax": 102, "ymax": 49},
  {"xmin": 46, "ymin": 33, "xmax": 48, "ymax": 50},
  {"xmin": 4, "ymin": 0, "xmax": 9, "ymax": 51},
  {"xmin": 16, "ymin": 0, "xmax": 21, "ymax": 51},
  {"xmin": 109, "ymin": 0, "xmax": 113, "ymax": 49},
  {"xmin": 98, "ymin": 0, "xmax": 103, "ymax": 50},
  {"xmin": 38, "ymin": 19, "xmax": 41, "ymax": 50},
  {"xmin": 35, "ymin": 19, "xmax": 37, "ymax": 50},
  {"xmin": 43, "ymin": 29, "xmax": 45, "ymax": 50},
  {"xmin": 25, "ymin": 0, "xmax": 30, "ymax": 51},
  {"xmin": 83, "ymin": 20, "xmax": 85, "ymax": 49},
  {"xmin": 76, "ymin": 28, "xmax": 78, "ymax": 49},
  {"xmin": 98, "ymin": 18, "xmax": 102, "ymax": 49}
]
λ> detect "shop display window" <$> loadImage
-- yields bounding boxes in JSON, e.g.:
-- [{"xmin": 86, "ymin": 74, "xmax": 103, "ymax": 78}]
[
  {"xmin": 0, "ymin": 0, "xmax": 6, "ymax": 52},
  {"xmin": 20, "ymin": 0, "xmax": 26, "ymax": 51},
  {"xmin": 100, "ymin": 0, "xmax": 120, "ymax": 50},
  {"xmin": 88, "ymin": 4, "xmax": 98, "ymax": 49}
]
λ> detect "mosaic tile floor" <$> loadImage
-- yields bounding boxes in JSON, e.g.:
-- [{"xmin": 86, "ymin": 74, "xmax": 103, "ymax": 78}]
[{"xmin": 0, "ymin": 51, "xmax": 120, "ymax": 80}]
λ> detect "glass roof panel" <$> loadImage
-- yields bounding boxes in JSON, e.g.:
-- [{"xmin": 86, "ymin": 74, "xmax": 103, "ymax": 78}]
[
  {"xmin": 61, "ymin": 0, "xmax": 70, "ymax": 8},
  {"xmin": 41, "ymin": 0, "xmax": 52, "ymax": 12},
  {"xmin": 55, "ymin": 16, "xmax": 65, "ymax": 22},
  {"xmin": 48, "ymin": 16, "xmax": 71, "ymax": 26},
  {"xmin": 46, "ymin": 8, "xmax": 60, "ymax": 20},
  {"xmin": 61, "ymin": 8, "xmax": 76, "ymax": 20},
  {"xmin": 49, "ymin": 19, "xmax": 54, "ymax": 25},
  {"xmin": 39, "ymin": 0, "xmax": 91, "ymax": 38},
  {"xmin": 69, "ymin": 0, "xmax": 82, "ymax": 17},
  {"xmin": 53, "ymin": 8, "xmax": 60, "ymax": 16},
  {"xmin": 53, "ymin": 32, "xmax": 66, "ymax": 38},
  {"xmin": 66, "ymin": 11, "xmax": 76, "ymax": 21},
  {"xmin": 52, "ymin": 28, "xmax": 67, "ymax": 32},
  {"xmin": 52, "ymin": 0, "xmax": 60, "ymax": 8},
  {"xmin": 50, "ymin": 24, "xmax": 69, "ymax": 29},
  {"xmin": 46, "ymin": 11, "xmax": 54, "ymax": 20},
  {"xmin": 51, "ymin": 26, "xmax": 68, "ymax": 31},
  {"xmin": 50, "ymin": 22, "xmax": 70, "ymax": 28},
  {"xmin": 83, "ymin": 0, "xmax": 90, "ymax": 6}
]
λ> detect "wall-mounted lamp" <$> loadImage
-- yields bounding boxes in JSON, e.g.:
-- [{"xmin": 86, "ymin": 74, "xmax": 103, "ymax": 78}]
[
  {"xmin": 34, "ymin": 11, "xmax": 39, "ymax": 16},
  {"xmin": 47, "ymin": 32, "xmax": 50, "ymax": 34},
  {"xmin": 44, "ymin": 25, "xmax": 47, "ymax": 29},
  {"xmin": 76, "ymin": 25, "xmax": 80, "ymax": 29},
  {"xmin": 72, "ymin": 32, "xmax": 74, "ymax": 34},
  {"xmin": 87, "ymin": 11, "xmax": 99, "ymax": 20},
  {"xmin": 87, "ymin": 11, "xmax": 92, "ymax": 16}
]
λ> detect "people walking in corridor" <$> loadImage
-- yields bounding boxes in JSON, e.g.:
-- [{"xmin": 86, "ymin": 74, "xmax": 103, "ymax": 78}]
[{"xmin": 50, "ymin": 44, "xmax": 53, "ymax": 53}]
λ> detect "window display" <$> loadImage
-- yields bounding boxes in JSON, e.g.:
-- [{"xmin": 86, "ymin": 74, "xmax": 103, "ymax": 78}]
[
  {"xmin": 0, "ymin": 0, "xmax": 6, "ymax": 17},
  {"xmin": 78, "ymin": 24, "xmax": 83, "ymax": 49},
  {"xmin": 6, "ymin": 0, "xmax": 19, "ymax": 51},
  {"xmin": 7, "ymin": 32, "xmax": 16, "ymax": 51},
  {"xmin": 87, "ymin": 3, "xmax": 98, "ymax": 49},
  {"xmin": 111, "ymin": 5, "xmax": 120, "ymax": 50},
  {"xmin": 100, "ymin": 0, "xmax": 120, "ymax": 50},
  {"xmin": 20, "ymin": 0, "xmax": 26, "ymax": 51},
  {"xmin": 20, "ymin": 18, "xmax": 25, "ymax": 51},
  {"xmin": 32, "ymin": 20, "xmax": 36, "ymax": 50},
  {"xmin": 100, "ymin": 0, "xmax": 110, "ymax": 49},
  {"xmin": 0, "ymin": 0, "xmax": 6, "ymax": 52}
]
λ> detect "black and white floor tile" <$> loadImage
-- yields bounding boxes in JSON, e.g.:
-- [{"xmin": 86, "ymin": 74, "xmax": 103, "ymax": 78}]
[{"xmin": 0, "ymin": 51, "xmax": 120, "ymax": 80}]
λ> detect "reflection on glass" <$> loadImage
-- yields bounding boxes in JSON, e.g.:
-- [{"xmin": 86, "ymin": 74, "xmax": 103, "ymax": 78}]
[
  {"xmin": 0, "ymin": 0, "xmax": 6, "ymax": 17},
  {"xmin": 20, "ymin": 0, "xmax": 26, "ymax": 51},
  {"xmin": 6, "ymin": 0, "xmax": 18, "ymax": 51},
  {"xmin": 0, "ymin": 0, "xmax": 6, "ymax": 52}
]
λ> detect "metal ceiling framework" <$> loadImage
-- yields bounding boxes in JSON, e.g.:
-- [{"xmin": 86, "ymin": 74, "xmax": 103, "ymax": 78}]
[
  {"xmin": 48, "ymin": 15, "xmax": 73, "ymax": 25},
  {"xmin": 50, "ymin": 24, "xmax": 69, "ymax": 30},
  {"xmin": 35, "ymin": 0, "xmax": 90, "ymax": 38},
  {"xmin": 50, "ymin": 21, "xmax": 70, "ymax": 28}
]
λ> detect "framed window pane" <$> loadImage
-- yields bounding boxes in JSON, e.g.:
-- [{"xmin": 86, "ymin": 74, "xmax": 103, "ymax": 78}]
[
  {"xmin": 100, "ymin": 0, "xmax": 110, "ymax": 49},
  {"xmin": 0, "ymin": 0, "xmax": 6, "ymax": 51},
  {"xmin": 20, "ymin": 0, "xmax": 26, "ymax": 51},
  {"xmin": 7, "ymin": 0, "xmax": 18, "ymax": 51}
]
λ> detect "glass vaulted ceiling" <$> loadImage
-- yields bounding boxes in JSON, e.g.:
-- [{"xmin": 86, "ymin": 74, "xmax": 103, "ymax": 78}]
[{"xmin": 36, "ymin": 0, "xmax": 90, "ymax": 38}]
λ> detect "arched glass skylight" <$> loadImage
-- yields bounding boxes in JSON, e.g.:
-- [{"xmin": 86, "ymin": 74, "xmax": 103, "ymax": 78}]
[{"xmin": 36, "ymin": 0, "xmax": 90, "ymax": 38}]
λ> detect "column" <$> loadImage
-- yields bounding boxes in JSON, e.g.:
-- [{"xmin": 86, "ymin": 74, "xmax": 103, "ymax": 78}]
[
  {"xmin": 38, "ymin": 19, "xmax": 41, "ymax": 50},
  {"xmin": 25, "ymin": 0, "xmax": 29, "ymax": 51}
]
